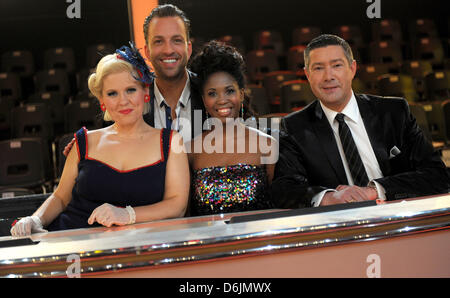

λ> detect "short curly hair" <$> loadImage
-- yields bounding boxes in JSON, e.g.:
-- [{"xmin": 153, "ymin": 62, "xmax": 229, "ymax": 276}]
[
  {"xmin": 189, "ymin": 40, "xmax": 255, "ymax": 118},
  {"xmin": 189, "ymin": 40, "xmax": 247, "ymax": 91}
]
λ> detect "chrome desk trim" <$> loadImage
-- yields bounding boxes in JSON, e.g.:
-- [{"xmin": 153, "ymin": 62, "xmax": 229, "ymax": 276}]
[{"xmin": 1, "ymin": 196, "xmax": 449, "ymax": 277}]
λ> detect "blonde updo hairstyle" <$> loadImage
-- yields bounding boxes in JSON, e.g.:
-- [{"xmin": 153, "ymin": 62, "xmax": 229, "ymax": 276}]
[{"xmin": 88, "ymin": 54, "xmax": 150, "ymax": 121}]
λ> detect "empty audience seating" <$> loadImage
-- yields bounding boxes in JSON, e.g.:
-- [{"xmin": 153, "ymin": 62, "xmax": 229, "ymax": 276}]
[
  {"xmin": 280, "ymin": 80, "xmax": 315, "ymax": 113},
  {"xmin": 0, "ymin": 137, "xmax": 52, "ymax": 193},
  {"xmin": 11, "ymin": 103, "xmax": 54, "ymax": 140},
  {"xmin": 408, "ymin": 19, "xmax": 439, "ymax": 40},
  {"xmin": 263, "ymin": 71, "xmax": 297, "ymax": 105},
  {"xmin": 64, "ymin": 99, "xmax": 103, "ymax": 133},
  {"xmin": 253, "ymin": 30, "xmax": 285, "ymax": 56},
  {"xmin": 333, "ymin": 25, "xmax": 364, "ymax": 49},
  {"xmin": 0, "ymin": 50, "xmax": 35, "ymax": 78},
  {"xmin": 423, "ymin": 101, "xmax": 448, "ymax": 144},
  {"xmin": 86, "ymin": 43, "xmax": 115, "ymax": 68},
  {"xmin": 246, "ymin": 49, "xmax": 280, "ymax": 83},
  {"xmin": 409, "ymin": 103, "xmax": 433, "ymax": 141},
  {"xmin": 425, "ymin": 71, "xmax": 450, "ymax": 101},
  {"xmin": 246, "ymin": 85, "xmax": 271, "ymax": 116},
  {"xmin": 377, "ymin": 74, "xmax": 419, "ymax": 102},
  {"xmin": 0, "ymin": 72, "xmax": 22, "ymax": 104},
  {"xmin": 217, "ymin": 35, "xmax": 246, "ymax": 55},
  {"xmin": 292, "ymin": 26, "xmax": 321, "ymax": 46},
  {"xmin": 34, "ymin": 68, "xmax": 71, "ymax": 97},
  {"xmin": 412, "ymin": 38, "xmax": 445, "ymax": 67},
  {"xmin": 286, "ymin": 45, "xmax": 306, "ymax": 72},
  {"xmin": 371, "ymin": 19, "xmax": 403, "ymax": 42},
  {"xmin": 43, "ymin": 47, "xmax": 76, "ymax": 74}
]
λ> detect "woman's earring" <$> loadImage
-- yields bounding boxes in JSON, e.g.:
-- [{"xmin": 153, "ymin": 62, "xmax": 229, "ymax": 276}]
[
  {"xmin": 144, "ymin": 94, "xmax": 150, "ymax": 103},
  {"xmin": 240, "ymin": 102, "xmax": 244, "ymax": 119},
  {"xmin": 100, "ymin": 103, "xmax": 106, "ymax": 111}
]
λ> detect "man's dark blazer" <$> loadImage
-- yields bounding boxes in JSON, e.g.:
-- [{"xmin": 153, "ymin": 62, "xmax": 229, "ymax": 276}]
[
  {"xmin": 272, "ymin": 93, "xmax": 450, "ymax": 208},
  {"xmin": 143, "ymin": 70, "xmax": 206, "ymax": 140}
]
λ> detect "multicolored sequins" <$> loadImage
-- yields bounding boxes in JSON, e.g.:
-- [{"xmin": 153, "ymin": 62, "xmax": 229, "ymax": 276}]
[{"xmin": 191, "ymin": 163, "xmax": 272, "ymax": 215}]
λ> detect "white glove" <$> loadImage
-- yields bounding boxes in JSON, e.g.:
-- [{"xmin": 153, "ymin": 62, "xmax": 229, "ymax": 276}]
[
  {"xmin": 10, "ymin": 216, "xmax": 47, "ymax": 236},
  {"xmin": 87, "ymin": 203, "xmax": 136, "ymax": 227}
]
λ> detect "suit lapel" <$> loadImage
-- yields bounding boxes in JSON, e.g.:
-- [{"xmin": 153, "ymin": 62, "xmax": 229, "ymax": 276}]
[
  {"xmin": 356, "ymin": 94, "xmax": 390, "ymax": 175},
  {"xmin": 188, "ymin": 71, "xmax": 206, "ymax": 138},
  {"xmin": 311, "ymin": 102, "xmax": 348, "ymax": 184}
]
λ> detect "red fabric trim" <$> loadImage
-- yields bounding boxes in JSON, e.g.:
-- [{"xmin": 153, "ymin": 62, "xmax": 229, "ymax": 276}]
[
  {"xmin": 84, "ymin": 128, "xmax": 164, "ymax": 173},
  {"xmin": 74, "ymin": 128, "xmax": 82, "ymax": 161},
  {"xmin": 82, "ymin": 126, "xmax": 88, "ymax": 160}
]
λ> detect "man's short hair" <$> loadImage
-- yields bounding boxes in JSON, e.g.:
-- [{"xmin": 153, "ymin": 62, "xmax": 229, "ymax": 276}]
[
  {"xmin": 143, "ymin": 4, "xmax": 191, "ymax": 45},
  {"xmin": 304, "ymin": 34, "xmax": 354, "ymax": 69}
]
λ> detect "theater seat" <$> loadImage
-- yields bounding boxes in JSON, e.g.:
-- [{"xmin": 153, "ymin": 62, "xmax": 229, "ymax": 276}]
[
  {"xmin": 76, "ymin": 67, "xmax": 95, "ymax": 94},
  {"xmin": 0, "ymin": 50, "xmax": 34, "ymax": 78},
  {"xmin": 333, "ymin": 25, "xmax": 364, "ymax": 49},
  {"xmin": 11, "ymin": 103, "xmax": 54, "ymax": 140},
  {"xmin": 0, "ymin": 137, "xmax": 52, "ymax": 192},
  {"xmin": 369, "ymin": 40, "xmax": 403, "ymax": 65},
  {"xmin": 263, "ymin": 71, "xmax": 297, "ymax": 106},
  {"xmin": 412, "ymin": 38, "xmax": 445, "ymax": 67},
  {"xmin": 0, "ymin": 96, "xmax": 13, "ymax": 140},
  {"xmin": 401, "ymin": 60, "xmax": 433, "ymax": 99},
  {"xmin": 280, "ymin": 80, "xmax": 316, "ymax": 113},
  {"xmin": 246, "ymin": 49, "xmax": 279, "ymax": 83},
  {"xmin": 425, "ymin": 71, "xmax": 450, "ymax": 101},
  {"xmin": 55, "ymin": 133, "xmax": 75, "ymax": 179},
  {"xmin": 34, "ymin": 69, "xmax": 71, "ymax": 97},
  {"xmin": 286, "ymin": 45, "xmax": 306, "ymax": 72},
  {"xmin": 371, "ymin": 19, "xmax": 403, "ymax": 42},
  {"xmin": 28, "ymin": 92, "xmax": 66, "ymax": 134},
  {"xmin": 217, "ymin": 35, "xmax": 246, "ymax": 55},
  {"xmin": 409, "ymin": 103, "xmax": 433, "ymax": 142},
  {"xmin": 86, "ymin": 43, "xmax": 115, "ymax": 68},
  {"xmin": 408, "ymin": 19, "xmax": 439, "ymax": 40},
  {"xmin": 0, "ymin": 72, "xmax": 22, "ymax": 104},
  {"xmin": 292, "ymin": 26, "xmax": 321, "ymax": 46},
  {"xmin": 377, "ymin": 74, "xmax": 419, "ymax": 102},
  {"xmin": 422, "ymin": 101, "xmax": 448, "ymax": 144},
  {"xmin": 64, "ymin": 99, "xmax": 103, "ymax": 133},
  {"xmin": 246, "ymin": 85, "xmax": 270, "ymax": 116},
  {"xmin": 253, "ymin": 30, "xmax": 284, "ymax": 56},
  {"xmin": 43, "ymin": 47, "xmax": 76, "ymax": 74},
  {"xmin": 356, "ymin": 63, "xmax": 390, "ymax": 94}
]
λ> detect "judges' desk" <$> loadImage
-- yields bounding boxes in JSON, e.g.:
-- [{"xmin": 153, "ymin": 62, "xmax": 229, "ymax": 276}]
[{"xmin": 0, "ymin": 194, "xmax": 449, "ymax": 278}]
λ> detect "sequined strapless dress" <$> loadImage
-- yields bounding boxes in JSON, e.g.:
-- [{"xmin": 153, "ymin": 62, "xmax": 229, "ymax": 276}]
[{"xmin": 190, "ymin": 164, "xmax": 273, "ymax": 216}]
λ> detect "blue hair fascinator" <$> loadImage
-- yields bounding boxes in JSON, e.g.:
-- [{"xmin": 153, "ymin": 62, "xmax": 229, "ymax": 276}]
[{"xmin": 116, "ymin": 42, "xmax": 154, "ymax": 85}]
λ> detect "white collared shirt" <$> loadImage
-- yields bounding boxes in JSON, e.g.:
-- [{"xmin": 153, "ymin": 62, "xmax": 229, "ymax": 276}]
[
  {"xmin": 311, "ymin": 92, "xmax": 386, "ymax": 206},
  {"xmin": 153, "ymin": 73, "xmax": 192, "ymax": 142}
]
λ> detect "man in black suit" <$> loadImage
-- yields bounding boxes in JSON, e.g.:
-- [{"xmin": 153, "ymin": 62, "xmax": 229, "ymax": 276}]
[
  {"xmin": 142, "ymin": 4, "xmax": 205, "ymax": 142},
  {"xmin": 272, "ymin": 34, "xmax": 449, "ymax": 208}
]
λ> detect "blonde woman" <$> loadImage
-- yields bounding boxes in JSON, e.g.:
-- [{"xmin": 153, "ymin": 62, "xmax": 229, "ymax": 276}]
[{"xmin": 11, "ymin": 44, "xmax": 189, "ymax": 236}]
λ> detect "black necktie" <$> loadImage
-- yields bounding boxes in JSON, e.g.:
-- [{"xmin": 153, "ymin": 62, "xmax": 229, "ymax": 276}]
[
  {"xmin": 163, "ymin": 103, "xmax": 173, "ymax": 130},
  {"xmin": 335, "ymin": 113, "xmax": 369, "ymax": 186}
]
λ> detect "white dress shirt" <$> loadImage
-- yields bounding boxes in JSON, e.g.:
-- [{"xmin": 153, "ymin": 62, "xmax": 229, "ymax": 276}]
[
  {"xmin": 153, "ymin": 73, "xmax": 192, "ymax": 143},
  {"xmin": 311, "ymin": 92, "xmax": 386, "ymax": 206}
]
